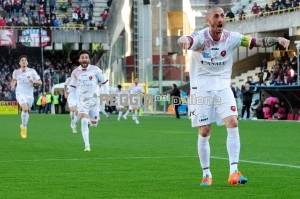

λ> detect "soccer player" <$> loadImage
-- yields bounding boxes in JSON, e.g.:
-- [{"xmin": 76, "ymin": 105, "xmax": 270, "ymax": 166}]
[
  {"xmin": 64, "ymin": 76, "xmax": 78, "ymax": 133},
  {"xmin": 177, "ymin": 7, "xmax": 290, "ymax": 186},
  {"xmin": 68, "ymin": 50, "xmax": 108, "ymax": 152},
  {"xmin": 123, "ymin": 77, "xmax": 145, "ymax": 124},
  {"xmin": 115, "ymin": 84, "xmax": 126, "ymax": 121},
  {"xmin": 97, "ymin": 82, "xmax": 110, "ymax": 120},
  {"xmin": 10, "ymin": 55, "xmax": 42, "ymax": 139}
]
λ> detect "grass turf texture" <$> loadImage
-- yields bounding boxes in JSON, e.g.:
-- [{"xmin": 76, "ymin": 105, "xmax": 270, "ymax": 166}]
[{"xmin": 0, "ymin": 114, "xmax": 300, "ymax": 199}]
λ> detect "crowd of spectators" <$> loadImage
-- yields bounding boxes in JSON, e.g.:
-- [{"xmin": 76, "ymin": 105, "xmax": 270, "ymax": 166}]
[
  {"xmin": 255, "ymin": 51, "xmax": 298, "ymax": 86},
  {"xmin": 226, "ymin": 0, "xmax": 300, "ymax": 21},
  {"xmin": 0, "ymin": 0, "xmax": 113, "ymax": 30}
]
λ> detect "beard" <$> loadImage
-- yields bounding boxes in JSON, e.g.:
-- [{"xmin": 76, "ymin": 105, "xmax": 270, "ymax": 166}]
[{"xmin": 81, "ymin": 62, "xmax": 89, "ymax": 68}]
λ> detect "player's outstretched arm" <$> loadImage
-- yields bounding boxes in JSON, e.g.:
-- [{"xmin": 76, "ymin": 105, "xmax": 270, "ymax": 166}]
[{"xmin": 254, "ymin": 37, "xmax": 290, "ymax": 50}]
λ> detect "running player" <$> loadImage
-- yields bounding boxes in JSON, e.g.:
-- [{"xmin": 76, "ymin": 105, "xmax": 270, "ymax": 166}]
[{"xmin": 11, "ymin": 55, "xmax": 42, "ymax": 139}]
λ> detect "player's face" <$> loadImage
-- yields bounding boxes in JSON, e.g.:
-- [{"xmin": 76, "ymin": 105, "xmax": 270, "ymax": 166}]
[
  {"xmin": 79, "ymin": 53, "xmax": 90, "ymax": 68},
  {"xmin": 207, "ymin": 8, "xmax": 225, "ymax": 35},
  {"xmin": 19, "ymin": 57, "xmax": 28, "ymax": 68},
  {"xmin": 134, "ymin": 78, "xmax": 139, "ymax": 85}
]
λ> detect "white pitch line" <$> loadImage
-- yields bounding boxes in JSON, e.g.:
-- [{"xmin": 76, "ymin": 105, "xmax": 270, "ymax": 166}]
[
  {"xmin": 211, "ymin": 156, "xmax": 300, "ymax": 169},
  {"xmin": 1, "ymin": 155, "xmax": 300, "ymax": 169}
]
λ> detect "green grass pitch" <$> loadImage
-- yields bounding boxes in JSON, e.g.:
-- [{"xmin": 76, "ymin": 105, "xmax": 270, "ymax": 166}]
[{"xmin": 0, "ymin": 114, "xmax": 300, "ymax": 199}]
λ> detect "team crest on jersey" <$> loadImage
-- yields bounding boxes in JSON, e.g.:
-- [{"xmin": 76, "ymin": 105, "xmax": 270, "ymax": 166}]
[
  {"xmin": 89, "ymin": 76, "xmax": 93, "ymax": 80},
  {"xmin": 231, "ymin": 106, "xmax": 236, "ymax": 112},
  {"xmin": 221, "ymin": 50, "xmax": 226, "ymax": 57}
]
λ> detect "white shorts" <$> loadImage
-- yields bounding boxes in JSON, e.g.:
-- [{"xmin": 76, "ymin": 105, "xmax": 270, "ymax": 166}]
[
  {"xmin": 77, "ymin": 106, "xmax": 99, "ymax": 122},
  {"xmin": 67, "ymin": 93, "xmax": 77, "ymax": 108},
  {"xmin": 16, "ymin": 94, "xmax": 34, "ymax": 108},
  {"xmin": 189, "ymin": 88, "xmax": 237, "ymax": 127},
  {"xmin": 116, "ymin": 105, "xmax": 124, "ymax": 110}
]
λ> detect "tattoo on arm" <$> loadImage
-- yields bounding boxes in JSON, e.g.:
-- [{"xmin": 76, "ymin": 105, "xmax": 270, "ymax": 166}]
[{"xmin": 262, "ymin": 37, "xmax": 279, "ymax": 47}]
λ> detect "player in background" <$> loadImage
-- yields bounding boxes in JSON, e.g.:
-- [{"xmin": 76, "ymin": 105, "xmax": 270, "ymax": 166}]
[
  {"xmin": 97, "ymin": 82, "xmax": 110, "ymax": 120},
  {"xmin": 10, "ymin": 55, "xmax": 42, "ymax": 139},
  {"xmin": 177, "ymin": 7, "xmax": 290, "ymax": 186},
  {"xmin": 68, "ymin": 50, "xmax": 109, "ymax": 152},
  {"xmin": 115, "ymin": 84, "xmax": 126, "ymax": 121},
  {"xmin": 123, "ymin": 77, "xmax": 145, "ymax": 124},
  {"xmin": 64, "ymin": 76, "xmax": 78, "ymax": 133}
]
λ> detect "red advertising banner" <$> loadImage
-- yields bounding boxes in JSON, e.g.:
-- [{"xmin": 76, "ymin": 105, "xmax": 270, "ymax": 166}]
[
  {"xmin": 18, "ymin": 29, "xmax": 51, "ymax": 47},
  {"xmin": 0, "ymin": 29, "xmax": 15, "ymax": 46}
]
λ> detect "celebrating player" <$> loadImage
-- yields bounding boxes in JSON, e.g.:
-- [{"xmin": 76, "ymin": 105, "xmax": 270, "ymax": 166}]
[
  {"xmin": 97, "ymin": 82, "xmax": 110, "ymax": 120},
  {"xmin": 10, "ymin": 55, "xmax": 42, "ymax": 139},
  {"xmin": 68, "ymin": 50, "xmax": 109, "ymax": 152},
  {"xmin": 115, "ymin": 84, "xmax": 127, "ymax": 121},
  {"xmin": 123, "ymin": 77, "xmax": 144, "ymax": 124},
  {"xmin": 177, "ymin": 7, "xmax": 289, "ymax": 186},
  {"xmin": 64, "ymin": 76, "xmax": 78, "ymax": 133}
]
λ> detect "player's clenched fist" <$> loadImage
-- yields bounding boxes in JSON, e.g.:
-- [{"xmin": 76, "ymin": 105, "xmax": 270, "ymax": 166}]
[{"xmin": 177, "ymin": 36, "xmax": 191, "ymax": 50}]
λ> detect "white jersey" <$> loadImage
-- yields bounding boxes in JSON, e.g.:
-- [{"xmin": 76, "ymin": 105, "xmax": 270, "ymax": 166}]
[
  {"xmin": 114, "ymin": 87, "xmax": 127, "ymax": 107},
  {"xmin": 69, "ymin": 64, "xmax": 108, "ymax": 109},
  {"xmin": 188, "ymin": 27, "xmax": 244, "ymax": 91},
  {"xmin": 12, "ymin": 68, "xmax": 40, "ymax": 96},
  {"xmin": 128, "ymin": 83, "xmax": 144, "ymax": 95},
  {"xmin": 97, "ymin": 84, "xmax": 109, "ymax": 95}
]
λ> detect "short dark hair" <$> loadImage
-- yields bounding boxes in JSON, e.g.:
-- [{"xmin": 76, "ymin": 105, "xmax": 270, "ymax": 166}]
[
  {"xmin": 117, "ymin": 85, "xmax": 122, "ymax": 89},
  {"xmin": 78, "ymin": 50, "xmax": 90, "ymax": 58},
  {"xmin": 19, "ymin": 55, "xmax": 27, "ymax": 62}
]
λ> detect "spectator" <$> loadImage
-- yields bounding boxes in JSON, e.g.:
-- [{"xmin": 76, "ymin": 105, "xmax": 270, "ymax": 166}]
[
  {"xmin": 0, "ymin": 16, "xmax": 6, "ymax": 26},
  {"xmin": 20, "ymin": 14, "xmax": 29, "ymax": 26},
  {"xmin": 263, "ymin": 103, "xmax": 272, "ymax": 119},
  {"xmin": 245, "ymin": 77, "xmax": 256, "ymax": 92},
  {"xmin": 29, "ymin": 3, "xmax": 36, "ymax": 17},
  {"xmin": 4, "ymin": 1, "xmax": 12, "ymax": 18},
  {"xmin": 72, "ymin": 9, "xmax": 78, "ymax": 23},
  {"xmin": 251, "ymin": 2, "xmax": 261, "ymax": 15},
  {"xmin": 241, "ymin": 83, "xmax": 253, "ymax": 120},
  {"xmin": 170, "ymin": 83, "xmax": 181, "ymax": 119},
  {"xmin": 100, "ymin": 9, "xmax": 109, "ymax": 25},
  {"xmin": 238, "ymin": 9, "xmax": 245, "ymax": 20},
  {"xmin": 226, "ymin": 10, "xmax": 235, "ymax": 22},
  {"xmin": 53, "ymin": 18, "xmax": 60, "ymax": 28},
  {"xmin": 6, "ymin": 18, "xmax": 13, "ymax": 26},
  {"xmin": 89, "ymin": 0, "xmax": 94, "ymax": 13},
  {"xmin": 252, "ymin": 100, "xmax": 264, "ymax": 119},
  {"xmin": 59, "ymin": 2, "xmax": 68, "ymax": 12},
  {"xmin": 53, "ymin": 91, "xmax": 60, "ymax": 114},
  {"xmin": 50, "ymin": 0, "xmax": 56, "ymax": 13},
  {"xmin": 277, "ymin": 101, "xmax": 287, "ymax": 120},
  {"xmin": 59, "ymin": 91, "xmax": 67, "ymax": 114},
  {"xmin": 77, "ymin": 0, "xmax": 83, "ymax": 7},
  {"xmin": 68, "ymin": 0, "xmax": 72, "ymax": 8},
  {"xmin": 96, "ymin": 21, "xmax": 104, "ymax": 29},
  {"xmin": 263, "ymin": 4, "xmax": 273, "ymax": 14},
  {"xmin": 107, "ymin": 0, "xmax": 112, "ymax": 7},
  {"xmin": 62, "ymin": 15, "xmax": 70, "ymax": 28}
]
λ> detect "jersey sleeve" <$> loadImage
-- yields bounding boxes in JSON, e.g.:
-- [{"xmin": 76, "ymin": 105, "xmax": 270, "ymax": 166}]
[
  {"xmin": 96, "ymin": 68, "xmax": 108, "ymax": 84},
  {"xmin": 32, "ymin": 69, "xmax": 41, "ymax": 80},
  {"xmin": 188, "ymin": 31, "xmax": 205, "ymax": 50},
  {"xmin": 230, "ymin": 31, "xmax": 244, "ymax": 49},
  {"xmin": 68, "ymin": 71, "xmax": 77, "ymax": 93}
]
